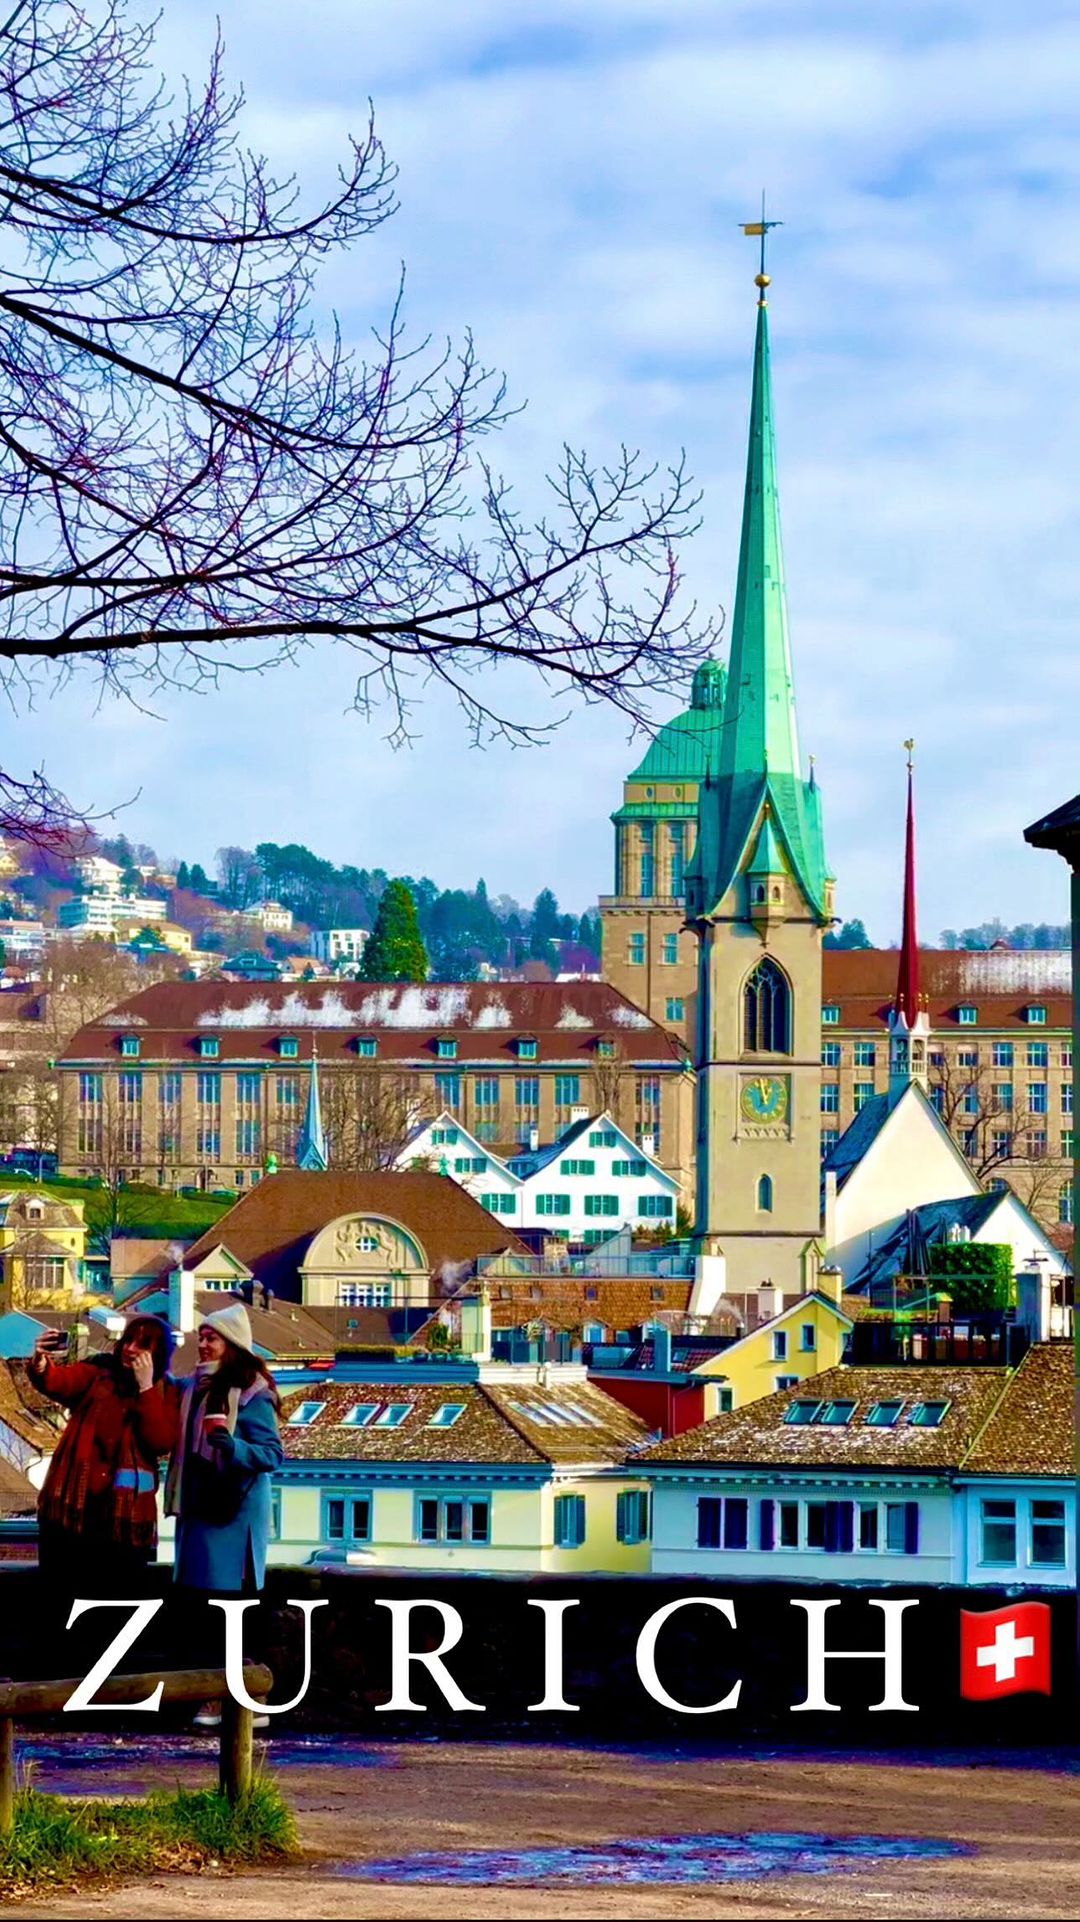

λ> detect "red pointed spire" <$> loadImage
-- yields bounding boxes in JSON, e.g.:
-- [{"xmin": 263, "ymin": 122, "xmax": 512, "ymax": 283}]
[{"xmin": 894, "ymin": 744, "xmax": 920, "ymax": 1025}]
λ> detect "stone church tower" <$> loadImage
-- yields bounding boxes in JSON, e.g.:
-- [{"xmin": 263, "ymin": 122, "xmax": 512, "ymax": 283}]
[{"xmin": 685, "ymin": 262, "xmax": 834, "ymax": 1292}]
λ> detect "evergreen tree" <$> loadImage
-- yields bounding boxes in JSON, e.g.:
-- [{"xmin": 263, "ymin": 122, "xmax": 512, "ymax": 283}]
[
  {"xmin": 360, "ymin": 879, "xmax": 428, "ymax": 982},
  {"xmin": 175, "ymin": 860, "xmax": 190, "ymax": 891},
  {"xmin": 189, "ymin": 861, "xmax": 209, "ymax": 894}
]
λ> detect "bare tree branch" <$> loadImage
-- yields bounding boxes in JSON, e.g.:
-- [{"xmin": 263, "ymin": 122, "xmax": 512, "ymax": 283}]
[{"xmin": 0, "ymin": 0, "xmax": 710, "ymax": 830}]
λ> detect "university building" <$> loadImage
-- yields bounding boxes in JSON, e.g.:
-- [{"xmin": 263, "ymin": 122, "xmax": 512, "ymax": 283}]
[{"xmin": 55, "ymin": 979, "xmax": 695, "ymax": 1194}]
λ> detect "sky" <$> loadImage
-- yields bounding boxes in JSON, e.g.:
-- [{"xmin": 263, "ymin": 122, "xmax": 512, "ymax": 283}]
[{"xmin": 9, "ymin": 0, "xmax": 1080, "ymax": 940}]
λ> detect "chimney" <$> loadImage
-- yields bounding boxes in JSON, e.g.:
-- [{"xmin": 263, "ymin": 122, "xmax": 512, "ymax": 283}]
[
  {"xmin": 652, "ymin": 1323, "xmax": 672, "ymax": 1375},
  {"xmin": 817, "ymin": 1264, "xmax": 843, "ymax": 1307},
  {"xmin": 459, "ymin": 1284, "xmax": 492, "ymax": 1362},
  {"xmin": 756, "ymin": 1281, "xmax": 783, "ymax": 1325},
  {"xmin": 639, "ymin": 1133, "xmax": 656, "ymax": 1158},
  {"xmin": 528, "ymin": 1125, "xmax": 539, "ymax": 1152},
  {"xmin": 168, "ymin": 1265, "xmax": 196, "ymax": 1334},
  {"xmin": 570, "ymin": 1105, "xmax": 589, "ymax": 1125}
]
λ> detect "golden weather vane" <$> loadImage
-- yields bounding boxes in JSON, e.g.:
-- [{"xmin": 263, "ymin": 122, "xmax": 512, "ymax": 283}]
[
  {"xmin": 740, "ymin": 191, "xmax": 783, "ymax": 292},
  {"xmin": 904, "ymin": 737, "xmax": 915, "ymax": 770}
]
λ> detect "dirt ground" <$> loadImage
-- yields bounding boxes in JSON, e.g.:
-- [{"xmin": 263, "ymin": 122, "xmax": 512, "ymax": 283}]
[{"xmin": 11, "ymin": 1740, "xmax": 1080, "ymax": 1920}]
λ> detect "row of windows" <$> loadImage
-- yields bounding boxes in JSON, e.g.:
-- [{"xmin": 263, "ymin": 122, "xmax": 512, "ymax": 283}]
[
  {"xmin": 532, "ymin": 1193, "xmax": 673, "ymax": 1218},
  {"xmin": 312, "ymin": 1489, "xmax": 651, "ymax": 1550},
  {"xmin": 696, "ymin": 1495, "xmax": 921, "ymax": 1555},
  {"xmin": 628, "ymin": 933, "xmax": 682, "ymax": 965}
]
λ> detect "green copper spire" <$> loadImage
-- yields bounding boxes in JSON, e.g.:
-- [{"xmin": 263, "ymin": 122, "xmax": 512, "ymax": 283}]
[
  {"xmin": 720, "ymin": 297, "xmax": 802, "ymax": 785},
  {"xmin": 686, "ymin": 267, "xmax": 830, "ymax": 922}
]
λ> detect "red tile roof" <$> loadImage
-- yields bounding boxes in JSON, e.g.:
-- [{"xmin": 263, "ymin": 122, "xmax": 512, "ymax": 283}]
[
  {"xmin": 59, "ymin": 980, "xmax": 689, "ymax": 1067},
  {"xmin": 822, "ymin": 949, "xmax": 1070, "ymax": 1031},
  {"xmin": 182, "ymin": 1169, "xmax": 531, "ymax": 1300}
]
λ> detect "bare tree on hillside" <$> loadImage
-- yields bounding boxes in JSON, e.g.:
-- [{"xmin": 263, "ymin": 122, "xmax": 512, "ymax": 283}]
[{"xmin": 0, "ymin": 0, "xmax": 706, "ymax": 843}]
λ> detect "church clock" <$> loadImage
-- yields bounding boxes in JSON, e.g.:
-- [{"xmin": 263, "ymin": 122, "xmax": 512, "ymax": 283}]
[{"xmin": 739, "ymin": 1074, "xmax": 790, "ymax": 1126}]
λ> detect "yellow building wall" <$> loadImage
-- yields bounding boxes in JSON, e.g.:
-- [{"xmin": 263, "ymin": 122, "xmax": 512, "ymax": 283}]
[
  {"xmin": 269, "ymin": 1473, "xmax": 654, "ymax": 1573},
  {"xmin": 694, "ymin": 1297, "xmax": 850, "ymax": 1416}
]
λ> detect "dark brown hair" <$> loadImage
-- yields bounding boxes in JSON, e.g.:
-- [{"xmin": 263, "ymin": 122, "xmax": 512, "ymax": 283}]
[{"xmin": 205, "ymin": 1338, "xmax": 281, "ymax": 1413}]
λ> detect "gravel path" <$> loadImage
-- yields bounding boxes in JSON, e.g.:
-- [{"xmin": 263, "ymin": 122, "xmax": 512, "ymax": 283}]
[{"xmin": 10, "ymin": 1739, "xmax": 1080, "ymax": 1919}]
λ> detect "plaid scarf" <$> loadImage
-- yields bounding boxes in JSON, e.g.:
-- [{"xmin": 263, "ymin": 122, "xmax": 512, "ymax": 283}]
[{"xmin": 38, "ymin": 1362, "xmax": 163, "ymax": 1550}]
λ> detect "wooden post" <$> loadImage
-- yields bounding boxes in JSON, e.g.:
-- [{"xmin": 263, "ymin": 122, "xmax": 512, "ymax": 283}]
[
  {"xmin": 218, "ymin": 1695, "xmax": 253, "ymax": 1803},
  {"xmin": 0, "ymin": 1712, "xmax": 13, "ymax": 1837}
]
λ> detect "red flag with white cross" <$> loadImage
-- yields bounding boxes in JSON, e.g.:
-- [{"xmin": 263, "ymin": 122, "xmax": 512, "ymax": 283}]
[{"xmin": 960, "ymin": 1603, "xmax": 1052, "ymax": 1701}]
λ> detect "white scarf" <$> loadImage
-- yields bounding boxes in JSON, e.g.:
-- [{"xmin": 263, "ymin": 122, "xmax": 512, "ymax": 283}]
[{"xmin": 164, "ymin": 1362, "xmax": 243, "ymax": 1516}]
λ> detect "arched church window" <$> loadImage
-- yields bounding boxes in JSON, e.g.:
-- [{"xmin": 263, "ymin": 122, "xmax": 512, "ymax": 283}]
[
  {"xmin": 757, "ymin": 1174, "xmax": 773, "ymax": 1212},
  {"xmin": 744, "ymin": 958, "xmax": 791, "ymax": 1053},
  {"xmin": 753, "ymin": 883, "xmax": 766, "ymax": 905}
]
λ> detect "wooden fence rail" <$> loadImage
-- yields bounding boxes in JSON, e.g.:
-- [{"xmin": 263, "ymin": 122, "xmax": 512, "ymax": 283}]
[{"xmin": 0, "ymin": 1663, "xmax": 273, "ymax": 1834}]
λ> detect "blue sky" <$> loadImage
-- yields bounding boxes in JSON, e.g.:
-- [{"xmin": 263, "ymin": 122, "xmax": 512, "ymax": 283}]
[{"xmin": 13, "ymin": 0, "xmax": 1080, "ymax": 938}]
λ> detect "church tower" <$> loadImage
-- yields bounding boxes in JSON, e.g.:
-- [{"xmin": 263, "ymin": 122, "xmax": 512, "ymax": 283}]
[
  {"xmin": 685, "ymin": 244, "xmax": 834, "ymax": 1291},
  {"xmin": 887, "ymin": 745, "xmax": 931, "ymax": 1102}
]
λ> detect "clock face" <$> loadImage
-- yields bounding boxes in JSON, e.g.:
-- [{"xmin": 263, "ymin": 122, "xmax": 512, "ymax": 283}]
[{"xmin": 740, "ymin": 1075, "xmax": 789, "ymax": 1124}]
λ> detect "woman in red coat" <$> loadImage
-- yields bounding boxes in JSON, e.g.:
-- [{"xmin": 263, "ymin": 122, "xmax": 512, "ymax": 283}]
[{"xmin": 29, "ymin": 1313, "xmax": 180, "ymax": 1587}]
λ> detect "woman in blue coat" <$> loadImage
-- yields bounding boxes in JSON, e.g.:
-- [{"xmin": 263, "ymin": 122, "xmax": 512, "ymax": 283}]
[{"xmin": 165, "ymin": 1303, "xmax": 283, "ymax": 1725}]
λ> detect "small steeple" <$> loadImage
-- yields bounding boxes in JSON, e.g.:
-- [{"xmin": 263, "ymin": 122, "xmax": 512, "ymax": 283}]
[
  {"xmin": 296, "ymin": 1037, "xmax": 329, "ymax": 1171},
  {"xmin": 888, "ymin": 742, "xmax": 931, "ymax": 1101}
]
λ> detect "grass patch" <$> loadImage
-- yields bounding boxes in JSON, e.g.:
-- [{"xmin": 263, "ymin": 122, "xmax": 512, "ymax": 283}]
[
  {"xmin": 0, "ymin": 1170, "xmax": 233, "ymax": 1244},
  {"xmin": 0, "ymin": 1777, "xmax": 298, "ymax": 1900}
]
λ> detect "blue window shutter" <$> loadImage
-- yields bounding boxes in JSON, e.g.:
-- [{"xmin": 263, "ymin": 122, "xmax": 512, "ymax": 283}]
[
  {"xmin": 837, "ymin": 1502, "xmax": 855, "ymax": 1554},
  {"xmin": 616, "ymin": 1491, "xmax": 628, "ymax": 1542},
  {"xmin": 697, "ymin": 1498, "xmax": 722, "ymax": 1548},
  {"xmin": 724, "ymin": 1498, "xmax": 748, "ymax": 1550},
  {"xmin": 759, "ymin": 1498, "xmax": 775, "ymax": 1551},
  {"xmin": 904, "ymin": 1502, "xmax": 920, "ymax": 1555}
]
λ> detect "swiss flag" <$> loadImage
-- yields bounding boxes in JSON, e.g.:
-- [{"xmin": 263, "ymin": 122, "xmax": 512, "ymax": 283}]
[{"xmin": 960, "ymin": 1602, "xmax": 1052, "ymax": 1701}]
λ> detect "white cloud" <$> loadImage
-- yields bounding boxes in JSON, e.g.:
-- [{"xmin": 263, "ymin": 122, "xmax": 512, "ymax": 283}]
[{"xmin": 19, "ymin": 0, "xmax": 1080, "ymax": 942}]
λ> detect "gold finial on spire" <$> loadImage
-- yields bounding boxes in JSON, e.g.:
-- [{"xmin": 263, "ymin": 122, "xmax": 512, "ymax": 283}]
[
  {"xmin": 740, "ymin": 191, "xmax": 783, "ymax": 303},
  {"xmin": 904, "ymin": 737, "xmax": 915, "ymax": 770}
]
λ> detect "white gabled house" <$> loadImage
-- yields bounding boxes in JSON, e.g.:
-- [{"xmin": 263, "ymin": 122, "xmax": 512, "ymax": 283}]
[
  {"xmin": 508, "ymin": 1111, "xmax": 680, "ymax": 1241},
  {"xmin": 397, "ymin": 1111, "xmax": 521, "ymax": 1222},
  {"xmin": 397, "ymin": 1109, "xmax": 680, "ymax": 1244}
]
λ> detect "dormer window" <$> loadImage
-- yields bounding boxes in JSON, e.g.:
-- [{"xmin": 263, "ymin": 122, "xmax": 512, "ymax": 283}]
[
  {"xmin": 356, "ymin": 1036, "xmax": 377, "ymax": 1058},
  {"xmin": 436, "ymin": 1037, "xmax": 457, "ymax": 1061},
  {"xmin": 1026, "ymin": 1004, "xmax": 1047, "ymax": 1026},
  {"xmin": 517, "ymin": 1037, "xmax": 538, "ymax": 1060},
  {"xmin": 822, "ymin": 1006, "xmax": 840, "ymax": 1026},
  {"xmin": 120, "ymin": 1035, "xmax": 140, "ymax": 1058},
  {"xmin": 957, "ymin": 1005, "xmax": 978, "ymax": 1026},
  {"xmin": 199, "ymin": 1036, "xmax": 220, "ymax": 1059},
  {"xmin": 278, "ymin": 1036, "xmax": 299, "ymax": 1059},
  {"xmin": 596, "ymin": 1037, "xmax": 616, "ymax": 1058}
]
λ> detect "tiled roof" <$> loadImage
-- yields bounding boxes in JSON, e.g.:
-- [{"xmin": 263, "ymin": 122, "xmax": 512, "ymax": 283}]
[
  {"xmin": 821, "ymin": 948, "xmax": 1070, "ymax": 1030},
  {"xmin": 0, "ymin": 1457, "xmax": 37, "ymax": 1516},
  {"xmin": 961, "ymin": 1343, "xmax": 1072, "ymax": 1478},
  {"xmin": 486, "ymin": 1277, "xmax": 696, "ymax": 1330},
  {"xmin": 110, "ymin": 1238, "xmax": 190, "ymax": 1282},
  {"xmin": 279, "ymin": 1376, "xmax": 650, "ymax": 1467},
  {"xmin": 0, "ymin": 1359, "xmax": 64, "ymax": 1450},
  {"xmin": 59, "ymin": 979, "xmax": 688, "ymax": 1067},
  {"xmin": 640, "ymin": 1365, "xmax": 1009, "ymax": 1472},
  {"xmin": 181, "ymin": 1170, "xmax": 531, "ymax": 1299}
]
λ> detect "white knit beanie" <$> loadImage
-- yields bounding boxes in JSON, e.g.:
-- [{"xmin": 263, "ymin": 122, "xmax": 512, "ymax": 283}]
[{"xmin": 200, "ymin": 1302, "xmax": 255, "ymax": 1357}]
